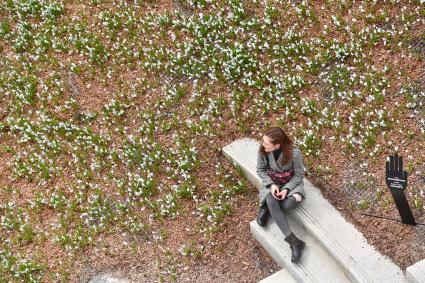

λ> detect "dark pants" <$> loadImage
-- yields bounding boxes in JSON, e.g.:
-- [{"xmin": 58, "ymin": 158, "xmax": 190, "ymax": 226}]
[{"xmin": 265, "ymin": 193, "xmax": 300, "ymax": 237}]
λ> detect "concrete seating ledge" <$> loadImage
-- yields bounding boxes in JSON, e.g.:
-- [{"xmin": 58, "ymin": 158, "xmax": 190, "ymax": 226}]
[
  {"xmin": 406, "ymin": 260, "xmax": 425, "ymax": 283},
  {"xmin": 222, "ymin": 138, "xmax": 423, "ymax": 283}
]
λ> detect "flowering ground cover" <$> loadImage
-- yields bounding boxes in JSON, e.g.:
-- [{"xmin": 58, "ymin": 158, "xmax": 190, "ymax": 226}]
[{"xmin": 0, "ymin": 0, "xmax": 424, "ymax": 281}]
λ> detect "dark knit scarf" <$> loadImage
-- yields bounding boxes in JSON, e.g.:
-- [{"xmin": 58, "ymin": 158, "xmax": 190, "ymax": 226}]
[{"xmin": 272, "ymin": 147, "xmax": 282, "ymax": 161}]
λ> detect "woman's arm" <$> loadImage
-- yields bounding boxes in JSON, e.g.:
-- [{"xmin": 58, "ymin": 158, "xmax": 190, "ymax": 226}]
[
  {"xmin": 256, "ymin": 152, "xmax": 274, "ymax": 188},
  {"xmin": 282, "ymin": 148, "xmax": 304, "ymax": 191}
]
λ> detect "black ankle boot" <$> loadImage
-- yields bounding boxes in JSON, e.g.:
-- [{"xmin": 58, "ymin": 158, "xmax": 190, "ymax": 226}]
[
  {"xmin": 256, "ymin": 204, "xmax": 269, "ymax": 227},
  {"xmin": 284, "ymin": 232, "xmax": 305, "ymax": 263}
]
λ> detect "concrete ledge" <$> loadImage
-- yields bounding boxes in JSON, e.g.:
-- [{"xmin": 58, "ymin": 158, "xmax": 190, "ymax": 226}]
[
  {"xmin": 406, "ymin": 259, "xmax": 425, "ymax": 283},
  {"xmin": 259, "ymin": 268, "xmax": 297, "ymax": 283},
  {"xmin": 223, "ymin": 138, "xmax": 407, "ymax": 283},
  {"xmin": 251, "ymin": 217, "xmax": 350, "ymax": 283}
]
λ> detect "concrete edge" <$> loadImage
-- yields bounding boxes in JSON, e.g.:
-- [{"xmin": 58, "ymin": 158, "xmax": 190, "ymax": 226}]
[
  {"xmin": 250, "ymin": 221, "xmax": 315, "ymax": 283},
  {"xmin": 294, "ymin": 205, "xmax": 370, "ymax": 283},
  {"xmin": 258, "ymin": 268, "xmax": 298, "ymax": 283},
  {"xmin": 406, "ymin": 259, "xmax": 425, "ymax": 283},
  {"xmin": 222, "ymin": 142, "xmax": 262, "ymax": 189}
]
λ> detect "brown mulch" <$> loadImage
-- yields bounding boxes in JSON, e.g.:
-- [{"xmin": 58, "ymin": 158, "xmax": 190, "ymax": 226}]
[{"xmin": 72, "ymin": 194, "xmax": 280, "ymax": 283}]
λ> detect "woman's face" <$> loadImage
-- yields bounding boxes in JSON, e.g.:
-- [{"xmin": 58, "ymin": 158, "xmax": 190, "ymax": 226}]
[{"xmin": 262, "ymin": 135, "xmax": 280, "ymax": 152}]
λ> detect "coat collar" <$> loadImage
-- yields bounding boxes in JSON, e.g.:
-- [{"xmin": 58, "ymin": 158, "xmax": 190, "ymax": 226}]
[{"xmin": 268, "ymin": 150, "xmax": 283, "ymax": 164}]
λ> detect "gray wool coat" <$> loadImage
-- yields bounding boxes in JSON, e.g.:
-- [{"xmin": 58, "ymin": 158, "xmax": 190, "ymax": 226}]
[{"xmin": 256, "ymin": 147, "xmax": 306, "ymax": 206}]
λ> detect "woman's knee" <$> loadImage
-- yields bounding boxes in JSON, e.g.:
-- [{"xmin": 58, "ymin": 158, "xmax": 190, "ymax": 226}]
[
  {"xmin": 266, "ymin": 193, "xmax": 279, "ymax": 207},
  {"xmin": 281, "ymin": 196, "xmax": 299, "ymax": 210}
]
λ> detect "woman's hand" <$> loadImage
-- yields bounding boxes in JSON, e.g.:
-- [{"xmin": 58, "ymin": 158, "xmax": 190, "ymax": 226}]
[
  {"xmin": 270, "ymin": 184, "xmax": 281, "ymax": 200},
  {"xmin": 293, "ymin": 193, "xmax": 302, "ymax": 202},
  {"xmin": 278, "ymin": 188, "xmax": 288, "ymax": 200}
]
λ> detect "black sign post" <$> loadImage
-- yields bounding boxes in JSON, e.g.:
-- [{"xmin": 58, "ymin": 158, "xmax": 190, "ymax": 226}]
[{"xmin": 385, "ymin": 154, "xmax": 416, "ymax": 225}]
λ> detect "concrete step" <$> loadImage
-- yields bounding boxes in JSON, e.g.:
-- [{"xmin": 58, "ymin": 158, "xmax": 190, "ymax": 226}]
[
  {"xmin": 259, "ymin": 268, "xmax": 297, "ymax": 283},
  {"xmin": 406, "ymin": 259, "xmax": 425, "ymax": 283},
  {"xmin": 222, "ymin": 138, "xmax": 407, "ymax": 283},
  {"xmin": 252, "ymin": 217, "xmax": 350, "ymax": 283}
]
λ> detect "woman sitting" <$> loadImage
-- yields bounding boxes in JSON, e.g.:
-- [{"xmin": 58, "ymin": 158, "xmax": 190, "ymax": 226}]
[{"xmin": 256, "ymin": 127, "xmax": 306, "ymax": 263}]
